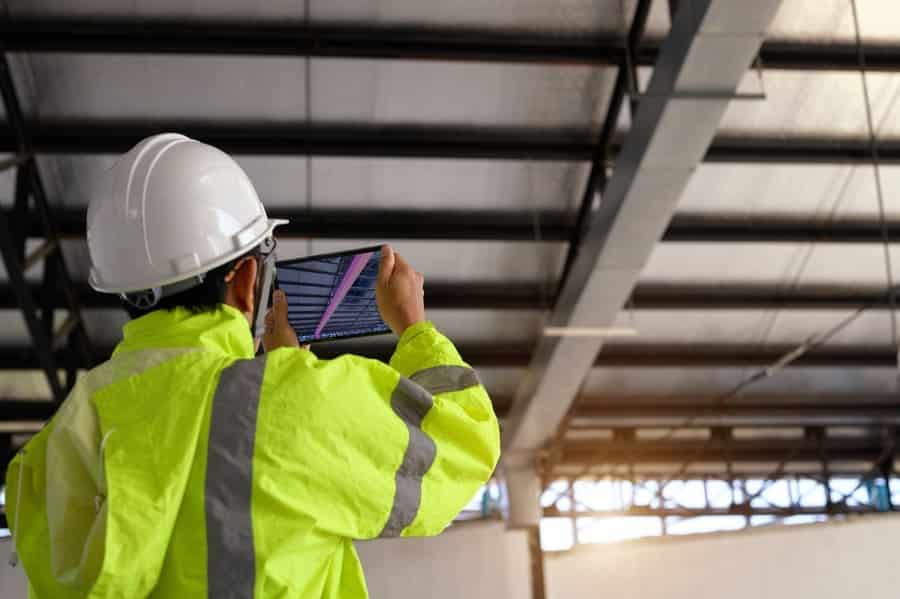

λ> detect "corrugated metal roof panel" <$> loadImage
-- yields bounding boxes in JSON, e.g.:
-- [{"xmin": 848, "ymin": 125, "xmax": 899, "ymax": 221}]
[
  {"xmin": 583, "ymin": 366, "xmax": 900, "ymax": 399},
  {"xmin": 768, "ymin": 0, "xmax": 900, "ymax": 43},
  {"xmin": 719, "ymin": 70, "xmax": 900, "ymax": 138},
  {"xmin": 311, "ymin": 158, "xmax": 588, "ymax": 211},
  {"xmin": 290, "ymin": 239, "xmax": 565, "ymax": 283},
  {"xmin": 311, "ymin": 59, "xmax": 614, "ymax": 128},
  {"xmin": 311, "ymin": 0, "xmax": 668, "ymax": 35},
  {"xmin": 27, "ymin": 154, "xmax": 589, "ymax": 211},
  {"xmin": 678, "ymin": 163, "xmax": 900, "ymax": 219},
  {"xmin": 641, "ymin": 243, "xmax": 900, "ymax": 287},
  {"xmin": 4, "ymin": 0, "xmax": 305, "ymax": 21},
  {"xmin": 16, "ymin": 53, "xmax": 309, "ymax": 121},
  {"xmin": 612, "ymin": 308, "xmax": 900, "ymax": 348}
]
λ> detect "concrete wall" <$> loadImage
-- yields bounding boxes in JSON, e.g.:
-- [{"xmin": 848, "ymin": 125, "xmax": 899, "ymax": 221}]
[
  {"xmin": 546, "ymin": 514, "xmax": 900, "ymax": 599},
  {"xmin": 357, "ymin": 521, "xmax": 531, "ymax": 599},
  {"xmin": 0, "ymin": 541, "xmax": 28, "ymax": 598},
  {"xmin": 0, "ymin": 522, "xmax": 530, "ymax": 599}
]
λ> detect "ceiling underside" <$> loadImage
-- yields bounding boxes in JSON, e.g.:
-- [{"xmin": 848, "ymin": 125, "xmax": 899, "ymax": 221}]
[{"xmin": 3, "ymin": 0, "xmax": 900, "ymax": 479}]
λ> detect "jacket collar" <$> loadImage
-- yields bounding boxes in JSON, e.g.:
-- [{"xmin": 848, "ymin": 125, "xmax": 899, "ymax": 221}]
[{"xmin": 114, "ymin": 305, "xmax": 256, "ymax": 359}]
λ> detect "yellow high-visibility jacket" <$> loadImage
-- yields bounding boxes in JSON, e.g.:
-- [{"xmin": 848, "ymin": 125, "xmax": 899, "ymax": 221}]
[{"xmin": 6, "ymin": 305, "xmax": 500, "ymax": 598}]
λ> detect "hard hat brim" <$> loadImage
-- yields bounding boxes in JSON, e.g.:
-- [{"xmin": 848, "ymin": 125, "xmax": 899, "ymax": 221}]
[{"xmin": 90, "ymin": 218, "xmax": 289, "ymax": 294}]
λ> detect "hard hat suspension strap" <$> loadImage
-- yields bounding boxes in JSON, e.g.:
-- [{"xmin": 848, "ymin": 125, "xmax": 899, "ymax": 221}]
[{"xmin": 119, "ymin": 274, "xmax": 206, "ymax": 310}]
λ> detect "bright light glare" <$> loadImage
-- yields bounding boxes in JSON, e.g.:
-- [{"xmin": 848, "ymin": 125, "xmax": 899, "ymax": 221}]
[
  {"xmin": 540, "ymin": 480, "xmax": 569, "ymax": 508},
  {"xmin": 782, "ymin": 515, "xmax": 826, "ymax": 526},
  {"xmin": 540, "ymin": 518, "xmax": 574, "ymax": 551},
  {"xmin": 577, "ymin": 517, "xmax": 662, "ymax": 544},
  {"xmin": 667, "ymin": 516, "xmax": 746, "ymax": 536}
]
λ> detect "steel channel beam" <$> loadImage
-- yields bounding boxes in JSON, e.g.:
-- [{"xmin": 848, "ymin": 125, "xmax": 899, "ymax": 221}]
[
  {"xmin": 558, "ymin": 0, "xmax": 653, "ymax": 290},
  {"xmin": 0, "ymin": 343, "xmax": 897, "ymax": 370},
  {"xmin": 593, "ymin": 344, "xmax": 898, "ymax": 367},
  {"xmin": 6, "ymin": 19, "xmax": 900, "ymax": 73},
  {"xmin": 4, "ymin": 281, "xmax": 900, "ymax": 312},
  {"xmin": 0, "ymin": 281, "xmax": 548, "ymax": 311},
  {"xmin": 505, "ymin": 0, "xmax": 786, "ymax": 456},
  {"xmin": 543, "ymin": 505, "xmax": 878, "ymax": 518},
  {"xmin": 570, "ymin": 403, "xmax": 900, "ymax": 427},
  {"xmin": 12, "ymin": 207, "xmax": 900, "ymax": 245},
  {"xmin": 0, "ymin": 400, "xmax": 58, "ymax": 421},
  {"xmin": 0, "ymin": 123, "xmax": 596, "ymax": 160},
  {"xmin": 13, "ymin": 208, "xmax": 575, "ymax": 241},
  {"xmin": 0, "ymin": 343, "xmax": 533, "ymax": 370},
  {"xmin": 665, "ymin": 215, "xmax": 900, "ymax": 243},
  {"xmin": 0, "ymin": 20, "xmax": 621, "ymax": 64},
  {"xmin": 630, "ymin": 283, "xmax": 895, "ymax": 310},
  {"xmin": 3, "ymin": 123, "xmax": 900, "ymax": 164},
  {"xmin": 559, "ymin": 437, "xmax": 893, "ymax": 464}
]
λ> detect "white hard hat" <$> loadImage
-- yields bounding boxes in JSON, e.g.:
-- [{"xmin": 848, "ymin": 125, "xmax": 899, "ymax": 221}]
[{"xmin": 87, "ymin": 133, "xmax": 286, "ymax": 295}]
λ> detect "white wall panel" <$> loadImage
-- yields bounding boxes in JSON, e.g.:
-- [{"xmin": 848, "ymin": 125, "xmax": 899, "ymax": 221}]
[{"xmin": 546, "ymin": 513, "xmax": 900, "ymax": 599}]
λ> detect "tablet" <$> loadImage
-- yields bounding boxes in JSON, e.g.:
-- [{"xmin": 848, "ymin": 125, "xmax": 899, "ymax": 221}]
[{"xmin": 275, "ymin": 246, "xmax": 391, "ymax": 343}]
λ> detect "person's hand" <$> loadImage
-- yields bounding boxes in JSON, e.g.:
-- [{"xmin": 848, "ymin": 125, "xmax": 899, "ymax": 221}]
[
  {"xmin": 376, "ymin": 245, "xmax": 426, "ymax": 336},
  {"xmin": 262, "ymin": 289, "xmax": 301, "ymax": 352}
]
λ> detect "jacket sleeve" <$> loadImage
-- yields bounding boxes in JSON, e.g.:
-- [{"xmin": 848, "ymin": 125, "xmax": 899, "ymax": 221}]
[{"xmin": 255, "ymin": 321, "xmax": 501, "ymax": 539}]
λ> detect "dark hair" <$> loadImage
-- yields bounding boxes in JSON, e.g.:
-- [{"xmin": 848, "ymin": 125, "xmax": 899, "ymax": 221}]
[{"xmin": 122, "ymin": 249, "xmax": 260, "ymax": 320}]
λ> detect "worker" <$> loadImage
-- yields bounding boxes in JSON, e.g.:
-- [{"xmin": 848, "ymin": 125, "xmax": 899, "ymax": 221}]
[{"xmin": 5, "ymin": 133, "xmax": 501, "ymax": 598}]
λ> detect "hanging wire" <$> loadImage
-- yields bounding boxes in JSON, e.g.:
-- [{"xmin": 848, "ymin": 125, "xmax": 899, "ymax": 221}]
[
  {"xmin": 731, "ymin": 0, "xmax": 900, "ymax": 510},
  {"xmin": 646, "ymin": 300, "xmax": 879, "ymax": 499},
  {"xmin": 542, "ymin": 280, "xmax": 900, "ymax": 509},
  {"xmin": 303, "ymin": 0, "xmax": 313, "ymax": 258},
  {"xmin": 851, "ymin": 0, "xmax": 899, "ymax": 364},
  {"xmin": 548, "ymin": 3, "xmax": 900, "ymax": 508}
]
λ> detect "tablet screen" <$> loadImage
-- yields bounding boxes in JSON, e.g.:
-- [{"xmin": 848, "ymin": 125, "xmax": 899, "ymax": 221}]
[{"xmin": 275, "ymin": 246, "xmax": 390, "ymax": 343}]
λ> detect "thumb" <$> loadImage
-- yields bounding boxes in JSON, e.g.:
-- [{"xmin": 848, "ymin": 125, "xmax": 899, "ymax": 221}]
[{"xmin": 378, "ymin": 245, "xmax": 395, "ymax": 286}]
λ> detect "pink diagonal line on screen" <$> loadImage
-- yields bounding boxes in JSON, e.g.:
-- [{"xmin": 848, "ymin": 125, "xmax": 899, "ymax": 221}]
[{"xmin": 314, "ymin": 251, "xmax": 374, "ymax": 339}]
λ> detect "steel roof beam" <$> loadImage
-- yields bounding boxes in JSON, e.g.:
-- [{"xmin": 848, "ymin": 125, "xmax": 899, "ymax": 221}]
[
  {"xmin": 595, "ymin": 343, "xmax": 898, "ymax": 367},
  {"xmin": 630, "ymin": 283, "xmax": 897, "ymax": 310},
  {"xmin": 14, "ymin": 209, "xmax": 900, "ymax": 247},
  {"xmin": 0, "ymin": 281, "xmax": 549, "ymax": 310},
  {"xmin": 4, "ymin": 394, "xmax": 900, "ymax": 426},
  {"xmin": 503, "ymin": 0, "xmax": 784, "ymax": 455},
  {"xmin": 544, "ymin": 505, "xmax": 879, "ymax": 518},
  {"xmin": 0, "ymin": 400, "xmax": 57, "ymax": 422},
  {"xmin": 0, "ymin": 19, "xmax": 623, "ymax": 64},
  {"xmin": 14, "ymin": 208, "xmax": 577, "ymax": 241},
  {"xmin": 0, "ymin": 123, "xmax": 596, "ymax": 161},
  {"xmin": 1, "ymin": 342, "xmax": 897, "ymax": 371},
  {"xmin": 0, "ymin": 343, "xmax": 534, "ymax": 370},
  {"xmin": 559, "ymin": 435, "xmax": 894, "ymax": 464},
  {"xmin": 570, "ymin": 403, "xmax": 900, "ymax": 427},
  {"xmin": 5, "ymin": 19, "xmax": 900, "ymax": 73},
  {"xmin": 665, "ymin": 214, "xmax": 900, "ymax": 243},
  {"xmin": 3, "ymin": 123, "xmax": 900, "ymax": 163},
  {"xmin": 6, "ymin": 281, "xmax": 900, "ymax": 312}
]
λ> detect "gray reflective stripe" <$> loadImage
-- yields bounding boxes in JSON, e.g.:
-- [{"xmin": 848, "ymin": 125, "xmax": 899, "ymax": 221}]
[
  {"xmin": 205, "ymin": 356, "xmax": 266, "ymax": 599},
  {"xmin": 379, "ymin": 377, "xmax": 437, "ymax": 538},
  {"xmin": 410, "ymin": 365, "xmax": 481, "ymax": 395}
]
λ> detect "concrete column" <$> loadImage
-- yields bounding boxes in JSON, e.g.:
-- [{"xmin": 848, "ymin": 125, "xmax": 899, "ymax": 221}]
[
  {"xmin": 505, "ymin": 452, "xmax": 545, "ymax": 599},
  {"xmin": 505, "ymin": 452, "xmax": 543, "ymax": 528}
]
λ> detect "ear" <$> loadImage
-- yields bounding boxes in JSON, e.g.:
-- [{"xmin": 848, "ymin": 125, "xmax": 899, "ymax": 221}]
[{"xmin": 224, "ymin": 256, "xmax": 258, "ymax": 318}]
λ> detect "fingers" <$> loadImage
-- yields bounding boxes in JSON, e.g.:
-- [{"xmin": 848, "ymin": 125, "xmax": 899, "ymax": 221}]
[
  {"xmin": 274, "ymin": 289, "xmax": 288, "ymax": 319},
  {"xmin": 378, "ymin": 245, "xmax": 395, "ymax": 286}
]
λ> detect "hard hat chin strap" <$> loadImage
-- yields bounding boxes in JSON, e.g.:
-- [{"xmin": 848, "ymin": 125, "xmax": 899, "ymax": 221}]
[{"xmin": 120, "ymin": 274, "xmax": 206, "ymax": 310}]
